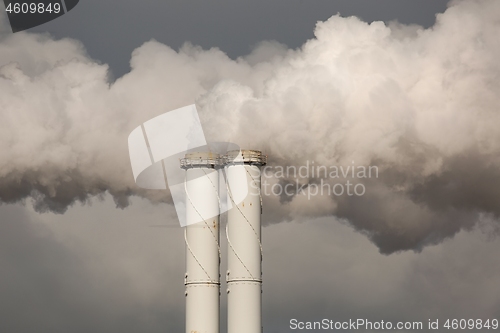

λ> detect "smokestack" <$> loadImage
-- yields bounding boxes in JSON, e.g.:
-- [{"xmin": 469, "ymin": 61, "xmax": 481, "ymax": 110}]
[
  {"xmin": 225, "ymin": 150, "xmax": 267, "ymax": 333},
  {"xmin": 181, "ymin": 152, "xmax": 221, "ymax": 333}
]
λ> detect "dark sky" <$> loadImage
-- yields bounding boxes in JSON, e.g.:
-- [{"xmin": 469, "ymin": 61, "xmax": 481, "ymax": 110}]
[
  {"xmin": 3, "ymin": 198, "xmax": 500, "ymax": 333},
  {"xmin": 31, "ymin": 0, "xmax": 449, "ymax": 77}
]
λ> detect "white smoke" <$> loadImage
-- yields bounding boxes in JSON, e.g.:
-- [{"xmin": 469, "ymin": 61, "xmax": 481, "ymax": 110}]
[{"xmin": 1, "ymin": 0, "xmax": 499, "ymax": 253}]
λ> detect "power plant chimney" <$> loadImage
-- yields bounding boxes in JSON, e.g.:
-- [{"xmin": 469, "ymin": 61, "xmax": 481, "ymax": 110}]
[
  {"xmin": 225, "ymin": 150, "xmax": 266, "ymax": 333},
  {"xmin": 181, "ymin": 152, "xmax": 222, "ymax": 333},
  {"xmin": 181, "ymin": 149, "xmax": 266, "ymax": 333}
]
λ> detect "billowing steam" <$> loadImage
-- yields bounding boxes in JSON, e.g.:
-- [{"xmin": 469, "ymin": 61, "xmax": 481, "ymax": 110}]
[{"xmin": 1, "ymin": 0, "xmax": 499, "ymax": 253}]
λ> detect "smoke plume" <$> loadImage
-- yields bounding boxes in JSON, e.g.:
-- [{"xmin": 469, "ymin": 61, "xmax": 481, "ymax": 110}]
[{"xmin": 1, "ymin": 0, "xmax": 499, "ymax": 253}]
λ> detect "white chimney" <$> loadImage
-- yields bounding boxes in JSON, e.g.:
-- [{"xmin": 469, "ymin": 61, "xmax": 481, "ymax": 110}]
[
  {"xmin": 225, "ymin": 150, "xmax": 266, "ymax": 333},
  {"xmin": 181, "ymin": 152, "xmax": 221, "ymax": 333}
]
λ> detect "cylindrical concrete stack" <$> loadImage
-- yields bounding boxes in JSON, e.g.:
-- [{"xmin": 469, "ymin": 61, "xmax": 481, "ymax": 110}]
[
  {"xmin": 181, "ymin": 149, "xmax": 266, "ymax": 333},
  {"xmin": 181, "ymin": 152, "xmax": 221, "ymax": 333},
  {"xmin": 225, "ymin": 150, "xmax": 266, "ymax": 333}
]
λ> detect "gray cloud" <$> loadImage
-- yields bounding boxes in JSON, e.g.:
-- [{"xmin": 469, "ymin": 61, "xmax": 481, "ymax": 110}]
[{"xmin": 1, "ymin": 0, "xmax": 500, "ymax": 254}]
